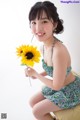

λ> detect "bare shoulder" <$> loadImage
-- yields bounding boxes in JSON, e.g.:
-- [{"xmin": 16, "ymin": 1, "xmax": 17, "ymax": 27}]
[
  {"xmin": 54, "ymin": 41, "xmax": 70, "ymax": 56},
  {"xmin": 53, "ymin": 41, "xmax": 71, "ymax": 66}
]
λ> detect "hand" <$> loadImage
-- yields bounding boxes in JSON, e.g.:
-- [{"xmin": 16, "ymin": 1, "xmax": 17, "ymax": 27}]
[
  {"xmin": 31, "ymin": 76, "xmax": 37, "ymax": 79},
  {"xmin": 25, "ymin": 67, "xmax": 37, "ymax": 78}
]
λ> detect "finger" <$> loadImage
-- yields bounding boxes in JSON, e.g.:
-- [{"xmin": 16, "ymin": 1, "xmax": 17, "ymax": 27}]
[
  {"xmin": 26, "ymin": 74, "xmax": 28, "ymax": 77},
  {"xmin": 25, "ymin": 68, "xmax": 28, "ymax": 77},
  {"xmin": 27, "ymin": 67, "xmax": 31, "ymax": 71},
  {"xmin": 25, "ymin": 72, "xmax": 28, "ymax": 77}
]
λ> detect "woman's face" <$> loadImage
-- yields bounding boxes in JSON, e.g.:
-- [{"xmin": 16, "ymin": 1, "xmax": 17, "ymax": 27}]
[{"xmin": 30, "ymin": 11, "xmax": 56, "ymax": 42}]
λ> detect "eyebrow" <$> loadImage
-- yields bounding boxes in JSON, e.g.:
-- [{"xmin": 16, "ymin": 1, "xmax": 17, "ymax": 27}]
[
  {"xmin": 40, "ymin": 17, "xmax": 48, "ymax": 20},
  {"xmin": 31, "ymin": 17, "xmax": 49, "ymax": 21}
]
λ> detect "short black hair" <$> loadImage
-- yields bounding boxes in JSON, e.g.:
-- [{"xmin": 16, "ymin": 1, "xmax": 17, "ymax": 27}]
[{"xmin": 29, "ymin": 1, "xmax": 64, "ymax": 34}]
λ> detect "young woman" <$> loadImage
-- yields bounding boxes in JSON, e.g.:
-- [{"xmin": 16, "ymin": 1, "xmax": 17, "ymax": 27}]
[{"xmin": 25, "ymin": 1, "xmax": 80, "ymax": 120}]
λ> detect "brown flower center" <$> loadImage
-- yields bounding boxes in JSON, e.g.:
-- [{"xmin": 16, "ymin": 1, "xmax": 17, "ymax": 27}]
[
  {"xmin": 20, "ymin": 50, "xmax": 23, "ymax": 53},
  {"xmin": 26, "ymin": 52, "xmax": 34, "ymax": 59}
]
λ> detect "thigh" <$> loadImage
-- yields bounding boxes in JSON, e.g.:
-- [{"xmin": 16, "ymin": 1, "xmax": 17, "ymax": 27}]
[
  {"xmin": 29, "ymin": 91, "xmax": 45, "ymax": 107},
  {"xmin": 33, "ymin": 99, "xmax": 62, "ymax": 117}
]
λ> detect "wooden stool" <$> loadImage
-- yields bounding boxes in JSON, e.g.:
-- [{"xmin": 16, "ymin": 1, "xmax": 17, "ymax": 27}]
[{"xmin": 51, "ymin": 104, "xmax": 80, "ymax": 120}]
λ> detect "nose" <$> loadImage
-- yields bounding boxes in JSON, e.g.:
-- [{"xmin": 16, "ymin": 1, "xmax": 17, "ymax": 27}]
[{"xmin": 36, "ymin": 23, "xmax": 43, "ymax": 32}]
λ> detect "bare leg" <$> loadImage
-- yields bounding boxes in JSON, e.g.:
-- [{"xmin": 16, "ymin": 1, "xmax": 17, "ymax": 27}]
[
  {"xmin": 29, "ymin": 91, "xmax": 45, "ymax": 108},
  {"xmin": 29, "ymin": 91, "xmax": 45, "ymax": 120},
  {"xmin": 32, "ymin": 99, "xmax": 62, "ymax": 120}
]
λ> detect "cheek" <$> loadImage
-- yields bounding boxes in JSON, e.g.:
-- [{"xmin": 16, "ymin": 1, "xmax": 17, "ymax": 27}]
[
  {"xmin": 44, "ymin": 25, "xmax": 49, "ymax": 30},
  {"xmin": 31, "ymin": 27, "xmax": 36, "ymax": 34},
  {"xmin": 44, "ymin": 25, "xmax": 53, "ymax": 33}
]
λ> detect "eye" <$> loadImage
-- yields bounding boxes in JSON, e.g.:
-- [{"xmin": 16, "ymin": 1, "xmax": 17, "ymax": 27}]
[
  {"xmin": 43, "ymin": 20, "xmax": 48, "ymax": 23},
  {"xmin": 31, "ymin": 21, "xmax": 36, "ymax": 25}
]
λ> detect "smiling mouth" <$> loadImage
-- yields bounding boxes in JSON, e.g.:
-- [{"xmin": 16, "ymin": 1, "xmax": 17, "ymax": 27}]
[{"xmin": 36, "ymin": 33, "xmax": 45, "ymax": 37}]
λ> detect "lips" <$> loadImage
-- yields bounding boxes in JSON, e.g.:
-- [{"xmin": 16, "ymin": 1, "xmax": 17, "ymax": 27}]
[{"xmin": 36, "ymin": 32, "xmax": 45, "ymax": 37}]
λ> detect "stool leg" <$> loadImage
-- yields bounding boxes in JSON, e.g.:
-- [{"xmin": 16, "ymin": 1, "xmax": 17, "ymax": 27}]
[
  {"xmin": 53, "ymin": 117, "xmax": 57, "ymax": 120},
  {"xmin": 53, "ymin": 117, "xmax": 59, "ymax": 120}
]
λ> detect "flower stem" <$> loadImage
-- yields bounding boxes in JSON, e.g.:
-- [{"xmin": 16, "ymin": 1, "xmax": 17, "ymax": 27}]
[{"xmin": 29, "ymin": 77, "xmax": 32, "ymax": 86}]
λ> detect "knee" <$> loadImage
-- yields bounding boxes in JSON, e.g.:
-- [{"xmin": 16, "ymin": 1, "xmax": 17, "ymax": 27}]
[
  {"xmin": 29, "ymin": 98, "xmax": 34, "ymax": 108},
  {"xmin": 32, "ymin": 106, "xmax": 40, "ymax": 119},
  {"xmin": 32, "ymin": 106, "xmax": 43, "ymax": 119}
]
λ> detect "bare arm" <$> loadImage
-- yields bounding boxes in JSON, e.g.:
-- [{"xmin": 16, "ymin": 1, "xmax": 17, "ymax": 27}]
[
  {"xmin": 40, "ymin": 71, "xmax": 47, "ymax": 76},
  {"xmin": 35, "ymin": 72, "xmax": 54, "ymax": 89},
  {"xmin": 31, "ymin": 71, "xmax": 47, "ymax": 79},
  {"xmin": 34, "ymin": 45, "xmax": 68, "ymax": 90}
]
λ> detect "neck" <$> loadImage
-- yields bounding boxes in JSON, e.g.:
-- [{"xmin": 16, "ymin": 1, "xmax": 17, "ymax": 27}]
[{"xmin": 43, "ymin": 36, "xmax": 55, "ymax": 48}]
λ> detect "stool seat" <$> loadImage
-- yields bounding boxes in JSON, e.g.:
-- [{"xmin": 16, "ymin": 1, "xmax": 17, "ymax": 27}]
[{"xmin": 51, "ymin": 104, "xmax": 80, "ymax": 120}]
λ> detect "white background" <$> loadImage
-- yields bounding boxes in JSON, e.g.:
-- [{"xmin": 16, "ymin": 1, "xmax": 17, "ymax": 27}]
[{"xmin": 0, "ymin": 0, "xmax": 80, "ymax": 120}]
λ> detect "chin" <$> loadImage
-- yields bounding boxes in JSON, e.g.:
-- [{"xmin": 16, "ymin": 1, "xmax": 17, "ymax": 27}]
[
  {"xmin": 38, "ymin": 37, "xmax": 47, "ymax": 42},
  {"xmin": 36, "ymin": 38, "xmax": 43, "ymax": 42}
]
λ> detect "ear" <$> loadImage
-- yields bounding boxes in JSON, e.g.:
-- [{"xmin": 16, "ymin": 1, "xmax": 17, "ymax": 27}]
[{"xmin": 53, "ymin": 22, "xmax": 58, "ymax": 30}]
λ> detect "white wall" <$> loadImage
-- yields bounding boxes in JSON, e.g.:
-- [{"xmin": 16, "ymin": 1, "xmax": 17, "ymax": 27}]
[{"xmin": 0, "ymin": 0, "xmax": 80, "ymax": 120}]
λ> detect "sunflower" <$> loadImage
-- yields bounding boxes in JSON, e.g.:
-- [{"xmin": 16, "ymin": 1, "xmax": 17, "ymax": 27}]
[
  {"xmin": 16, "ymin": 45, "xmax": 27, "ymax": 57},
  {"xmin": 16, "ymin": 45, "xmax": 41, "ymax": 67}
]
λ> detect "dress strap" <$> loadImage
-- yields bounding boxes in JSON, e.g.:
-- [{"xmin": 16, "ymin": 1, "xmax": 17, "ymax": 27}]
[
  {"xmin": 51, "ymin": 37, "xmax": 63, "ymax": 64},
  {"xmin": 43, "ymin": 45, "xmax": 44, "ymax": 58},
  {"xmin": 42, "ymin": 37, "xmax": 62, "ymax": 63},
  {"xmin": 51, "ymin": 38, "xmax": 56, "ymax": 61}
]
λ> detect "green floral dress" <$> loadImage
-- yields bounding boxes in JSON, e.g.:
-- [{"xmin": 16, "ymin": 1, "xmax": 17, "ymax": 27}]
[{"xmin": 41, "ymin": 59, "xmax": 80, "ymax": 109}]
